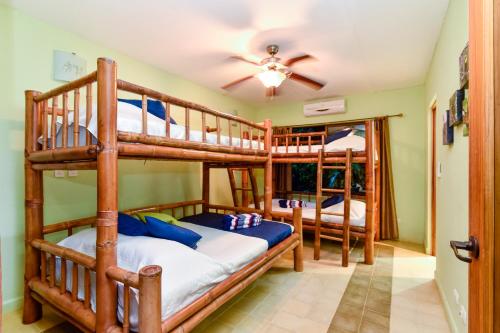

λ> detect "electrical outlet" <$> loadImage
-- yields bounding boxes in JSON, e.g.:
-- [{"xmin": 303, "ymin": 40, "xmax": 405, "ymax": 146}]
[
  {"xmin": 453, "ymin": 289, "xmax": 460, "ymax": 304},
  {"xmin": 54, "ymin": 170, "xmax": 65, "ymax": 178},
  {"xmin": 459, "ymin": 305, "xmax": 467, "ymax": 325},
  {"xmin": 68, "ymin": 170, "xmax": 78, "ymax": 177}
]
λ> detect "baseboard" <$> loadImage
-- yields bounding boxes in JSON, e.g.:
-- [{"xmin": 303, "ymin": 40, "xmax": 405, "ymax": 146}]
[
  {"xmin": 435, "ymin": 271, "xmax": 459, "ymax": 333},
  {"xmin": 2, "ymin": 296, "xmax": 23, "ymax": 315}
]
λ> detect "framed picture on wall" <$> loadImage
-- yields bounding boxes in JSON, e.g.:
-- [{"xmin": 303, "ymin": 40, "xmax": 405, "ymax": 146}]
[
  {"xmin": 443, "ymin": 110, "xmax": 454, "ymax": 145},
  {"xmin": 459, "ymin": 43, "xmax": 469, "ymax": 88},
  {"xmin": 449, "ymin": 91, "xmax": 457, "ymax": 125},
  {"xmin": 462, "ymin": 88, "xmax": 469, "ymax": 124},
  {"xmin": 450, "ymin": 89, "xmax": 465, "ymax": 126}
]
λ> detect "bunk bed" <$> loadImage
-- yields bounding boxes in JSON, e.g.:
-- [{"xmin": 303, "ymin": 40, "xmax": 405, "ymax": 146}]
[
  {"xmin": 23, "ymin": 58, "xmax": 303, "ymax": 333},
  {"xmin": 263, "ymin": 120, "xmax": 380, "ymax": 266}
]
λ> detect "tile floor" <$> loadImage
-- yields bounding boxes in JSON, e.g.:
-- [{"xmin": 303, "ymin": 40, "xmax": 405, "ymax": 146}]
[{"xmin": 2, "ymin": 237, "xmax": 450, "ymax": 333}]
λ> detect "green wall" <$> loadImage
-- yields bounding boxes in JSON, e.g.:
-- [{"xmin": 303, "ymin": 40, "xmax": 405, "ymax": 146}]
[
  {"xmin": 424, "ymin": 0, "xmax": 469, "ymax": 332},
  {"xmin": 0, "ymin": 4, "xmax": 257, "ymax": 312},
  {"xmin": 255, "ymin": 86, "xmax": 427, "ymax": 244}
]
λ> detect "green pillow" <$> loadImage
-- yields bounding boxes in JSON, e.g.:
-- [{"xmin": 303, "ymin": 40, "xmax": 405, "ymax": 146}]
[{"xmin": 135, "ymin": 212, "xmax": 180, "ymax": 225}]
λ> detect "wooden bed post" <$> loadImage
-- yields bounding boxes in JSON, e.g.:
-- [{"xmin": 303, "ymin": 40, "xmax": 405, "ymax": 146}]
[
  {"xmin": 364, "ymin": 120, "xmax": 375, "ymax": 265},
  {"xmin": 241, "ymin": 168, "xmax": 249, "ymax": 207},
  {"xmin": 202, "ymin": 163, "xmax": 210, "ymax": 213},
  {"xmin": 292, "ymin": 207, "xmax": 304, "ymax": 272},
  {"xmin": 314, "ymin": 149, "xmax": 323, "ymax": 261},
  {"xmin": 342, "ymin": 149, "xmax": 353, "ymax": 267},
  {"xmin": 263, "ymin": 119, "xmax": 273, "ymax": 219},
  {"xmin": 23, "ymin": 90, "xmax": 44, "ymax": 324},
  {"xmin": 138, "ymin": 265, "xmax": 162, "ymax": 333},
  {"xmin": 95, "ymin": 58, "xmax": 118, "ymax": 332}
]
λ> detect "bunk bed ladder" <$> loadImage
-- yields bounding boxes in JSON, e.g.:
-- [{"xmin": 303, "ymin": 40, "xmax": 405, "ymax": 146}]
[
  {"xmin": 227, "ymin": 167, "xmax": 260, "ymax": 209},
  {"xmin": 314, "ymin": 148, "xmax": 353, "ymax": 267}
]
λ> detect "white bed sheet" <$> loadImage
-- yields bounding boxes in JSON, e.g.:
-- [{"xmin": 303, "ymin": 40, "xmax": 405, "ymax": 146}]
[
  {"xmin": 42, "ymin": 101, "xmax": 263, "ymax": 149},
  {"xmin": 176, "ymin": 221, "xmax": 268, "ymax": 274},
  {"xmin": 57, "ymin": 228, "xmax": 229, "ymax": 331},
  {"xmin": 56, "ymin": 221, "xmax": 273, "ymax": 331},
  {"xmin": 273, "ymin": 133, "xmax": 365, "ymax": 153},
  {"xmin": 252, "ymin": 199, "xmax": 366, "ymax": 227}
]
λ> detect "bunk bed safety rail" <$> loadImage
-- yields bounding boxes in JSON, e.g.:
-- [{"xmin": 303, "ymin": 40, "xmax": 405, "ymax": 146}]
[
  {"xmin": 272, "ymin": 131, "xmax": 326, "ymax": 153},
  {"xmin": 29, "ymin": 239, "xmax": 97, "ymax": 331},
  {"xmin": 26, "ymin": 58, "xmax": 270, "ymax": 165},
  {"xmin": 116, "ymin": 79, "xmax": 269, "ymax": 154},
  {"xmin": 28, "ymin": 71, "xmax": 98, "ymax": 162}
]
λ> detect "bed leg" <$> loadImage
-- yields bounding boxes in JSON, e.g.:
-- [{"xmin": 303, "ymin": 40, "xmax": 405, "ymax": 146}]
[
  {"xmin": 202, "ymin": 163, "xmax": 210, "ymax": 213},
  {"xmin": 292, "ymin": 207, "xmax": 303, "ymax": 272},
  {"xmin": 138, "ymin": 265, "xmax": 162, "ymax": 333},
  {"xmin": 23, "ymin": 90, "xmax": 43, "ymax": 324},
  {"xmin": 263, "ymin": 119, "xmax": 273, "ymax": 219}
]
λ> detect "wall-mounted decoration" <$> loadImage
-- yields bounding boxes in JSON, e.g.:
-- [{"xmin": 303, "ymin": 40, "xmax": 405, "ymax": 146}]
[
  {"xmin": 442, "ymin": 110, "xmax": 454, "ymax": 145},
  {"xmin": 449, "ymin": 91, "xmax": 457, "ymax": 125},
  {"xmin": 462, "ymin": 89, "xmax": 469, "ymax": 124},
  {"xmin": 459, "ymin": 43, "xmax": 469, "ymax": 88},
  {"xmin": 450, "ymin": 89, "xmax": 465, "ymax": 126},
  {"xmin": 53, "ymin": 50, "xmax": 86, "ymax": 82}
]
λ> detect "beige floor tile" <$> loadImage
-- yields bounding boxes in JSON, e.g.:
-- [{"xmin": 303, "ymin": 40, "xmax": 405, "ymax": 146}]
[{"xmin": 4, "ymin": 240, "xmax": 451, "ymax": 333}]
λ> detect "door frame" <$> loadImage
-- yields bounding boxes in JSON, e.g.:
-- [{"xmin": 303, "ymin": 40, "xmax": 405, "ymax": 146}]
[
  {"xmin": 430, "ymin": 102, "xmax": 437, "ymax": 257},
  {"xmin": 468, "ymin": 0, "xmax": 496, "ymax": 331}
]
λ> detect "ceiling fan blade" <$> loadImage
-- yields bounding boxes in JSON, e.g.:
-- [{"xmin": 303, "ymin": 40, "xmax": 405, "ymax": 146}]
[
  {"xmin": 266, "ymin": 87, "xmax": 279, "ymax": 98},
  {"xmin": 289, "ymin": 72, "xmax": 324, "ymax": 90},
  {"xmin": 284, "ymin": 54, "xmax": 314, "ymax": 67},
  {"xmin": 229, "ymin": 55, "xmax": 261, "ymax": 66},
  {"xmin": 221, "ymin": 75, "xmax": 254, "ymax": 90}
]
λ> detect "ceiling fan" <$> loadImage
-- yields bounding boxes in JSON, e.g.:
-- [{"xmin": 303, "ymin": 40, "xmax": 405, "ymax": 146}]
[{"xmin": 222, "ymin": 44, "xmax": 325, "ymax": 97}]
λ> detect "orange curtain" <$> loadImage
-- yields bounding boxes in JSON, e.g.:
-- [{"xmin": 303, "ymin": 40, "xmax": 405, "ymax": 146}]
[{"xmin": 377, "ymin": 117, "xmax": 399, "ymax": 240}]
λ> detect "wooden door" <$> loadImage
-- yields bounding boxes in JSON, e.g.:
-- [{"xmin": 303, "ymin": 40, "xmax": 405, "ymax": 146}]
[{"xmin": 464, "ymin": 0, "xmax": 496, "ymax": 331}]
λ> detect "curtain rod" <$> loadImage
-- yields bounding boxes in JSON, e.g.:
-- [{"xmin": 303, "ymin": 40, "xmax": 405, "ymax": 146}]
[{"xmin": 275, "ymin": 113, "xmax": 404, "ymax": 128}]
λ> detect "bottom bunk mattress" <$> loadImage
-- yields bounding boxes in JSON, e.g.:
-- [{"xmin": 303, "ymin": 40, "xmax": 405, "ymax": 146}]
[
  {"xmin": 55, "ymin": 214, "xmax": 294, "ymax": 331},
  {"xmin": 179, "ymin": 213, "xmax": 293, "ymax": 249},
  {"xmin": 251, "ymin": 198, "xmax": 366, "ymax": 227}
]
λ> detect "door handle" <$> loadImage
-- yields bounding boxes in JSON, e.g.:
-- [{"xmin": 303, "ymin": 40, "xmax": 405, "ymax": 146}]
[{"xmin": 450, "ymin": 236, "xmax": 479, "ymax": 263}]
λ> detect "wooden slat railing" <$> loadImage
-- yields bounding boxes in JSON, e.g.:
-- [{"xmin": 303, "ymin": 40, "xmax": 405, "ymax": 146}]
[
  {"xmin": 116, "ymin": 79, "xmax": 267, "ymax": 154},
  {"xmin": 272, "ymin": 131, "xmax": 326, "ymax": 153},
  {"xmin": 28, "ymin": 64, "xmax": 268, "ymax": 162}
]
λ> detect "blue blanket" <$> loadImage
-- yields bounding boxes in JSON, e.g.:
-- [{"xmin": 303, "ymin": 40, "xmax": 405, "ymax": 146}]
[{"xmin": 180, "ymin": 213, "xmax": 292, "ymax": 249}]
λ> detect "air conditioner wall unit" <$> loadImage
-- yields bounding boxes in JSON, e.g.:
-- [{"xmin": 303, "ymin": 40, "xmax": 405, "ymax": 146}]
[{"xmin": 303, "ymin": 99, "xmax": 345, "ymax": 117}]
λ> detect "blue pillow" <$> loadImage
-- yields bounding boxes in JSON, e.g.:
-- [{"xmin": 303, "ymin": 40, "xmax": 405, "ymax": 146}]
[
  {"xmin": 118, "ymin": 212, "xmax": 149, "ymax": 236},
  {"xmin": 145, "ymin": 216, "xmax": 202, "ymax": 249},
  {"xmin": 325, "ymin": 128, "xmax": 352, "ymax": 144},
  {"xmin": 321, "ymin": 194, "xmax": 344, "ymax": 209},
  {"xmin": 118, "ymin": 98, "xmax": 177, "ymax": 124}
]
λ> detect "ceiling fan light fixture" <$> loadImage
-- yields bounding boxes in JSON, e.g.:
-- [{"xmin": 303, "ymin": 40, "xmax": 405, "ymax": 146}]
[{"xmin": 257, "ymin": 69, "xmax": 286, "ymax": 88}]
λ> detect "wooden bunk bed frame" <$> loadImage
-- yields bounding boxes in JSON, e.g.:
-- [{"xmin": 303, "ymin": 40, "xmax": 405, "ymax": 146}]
[
  {"xmin": 268, "ymin": 120, "xmax": 381, "ymax": 265},
  {"xmin": 23, "ymin": 58, "xmax": 303, "ymax": 333}
]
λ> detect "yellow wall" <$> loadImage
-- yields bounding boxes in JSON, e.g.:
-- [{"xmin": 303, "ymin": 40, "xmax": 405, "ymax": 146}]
[
  {"xmin": 424, "ymin": 0, "xmax": 469, "ymax": 332},
  {"xmin": 255, "ymin": 85, "xmax": 427, "ymax": 244},
  {"xmin": 0, "ymin": 4, "xmax": 257, "ymax": 312}
]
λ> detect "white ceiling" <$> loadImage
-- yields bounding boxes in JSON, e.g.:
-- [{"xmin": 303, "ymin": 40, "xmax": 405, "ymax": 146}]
[{"xmin": 6, "ymin": 0, "xmax": 449, "ymax": 104}]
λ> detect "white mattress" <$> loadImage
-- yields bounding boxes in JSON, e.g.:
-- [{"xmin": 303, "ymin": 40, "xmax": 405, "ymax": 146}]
[
  {"xmin": 273, "ymin": 133, "xmax": 365, "ymax": 153},
  {"xmin": 252, "ymin": 198, "xmax": 366, "ymax": 227},
  {"xmin": 42, "ymin": 101, "xmax": 263, "ymax": 149},
  {"xmin": 177, "ymin": 221, "xmax": 268, "ymax": 274},
  {"xmin": 56, "ymin": 223, "xmax": 270, "ymax": 331}
]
